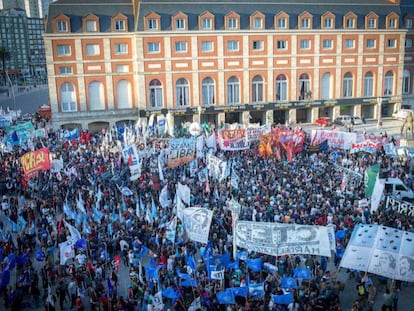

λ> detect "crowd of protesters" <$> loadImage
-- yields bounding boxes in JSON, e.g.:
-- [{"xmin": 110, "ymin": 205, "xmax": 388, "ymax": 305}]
[{"xmin": 0, "ymin": 112, "xmax": 413, "ymax": 311}]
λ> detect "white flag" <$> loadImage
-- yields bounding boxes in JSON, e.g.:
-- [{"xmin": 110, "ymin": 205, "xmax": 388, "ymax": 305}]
[
  {"xmin": 153, "ymin": 291, "xmax": 164, "ymax": 311},
  {"xmin": 145, "ymin": 207, "xmax": 154, "ymax": 225},
  {"xmin": 59, "ymin": 240, "xmax": 75, "ymax": 265},
  {"xmin": 158, "ymin": 154, "xmax": 165, "ymax": 182},
  {"xmin": 176, "ymin": 197, "xmax": 185, "ymax": 221},
  {"xmin": 188, "ymin": 297, "xmax": 201, "ymax": 311},
  {"xmin": 177, "ymin": 182, "xmax": 191, "ymax": 205},
  {"xmin": 371, "ymin": 177, "xmax": 385, "ymax": 213},
  {"xmin": 64, "ymin": 220, "xmax": 81, "ymax": 243},
  {"xmin": 159, "ymin": 185, "xmax": 170, "ymax": 208},
  {"xmin": 166, "ymin": 216, "xmax": 177, "ymax": 244},
  {"xmin": 182, "ymin": 207, "xmax": 213, "ymax": 244}
]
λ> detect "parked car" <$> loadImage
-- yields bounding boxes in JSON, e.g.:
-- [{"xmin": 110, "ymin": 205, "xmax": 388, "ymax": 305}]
[
  {"xmin": 351, "ymin": 116, "xmax": 365, "ymax": 125},
  {"xmin": 334, "ymin": 115, "xmax": 352, "ymax": 125},
  {"xmin": 315, "ymin": 117, "xmax": 332, "ymax": 127}
]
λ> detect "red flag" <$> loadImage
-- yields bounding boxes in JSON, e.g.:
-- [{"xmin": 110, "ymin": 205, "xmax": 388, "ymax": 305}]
[
  {"xmin": 112, "ymin": 255, "xmax": 120, "ymax": 273},
  {"xmin": 128, "ymin": 153, "xmax": 133, "ymax": 166}
]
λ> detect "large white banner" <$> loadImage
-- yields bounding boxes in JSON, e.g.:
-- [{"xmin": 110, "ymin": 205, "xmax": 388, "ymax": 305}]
[
  {"xmin": 385, "ymin": 196, "xmax": 414, "ymax": 217},
  {"xmin": 59, "ymin": 240, "xmax": 75, "ymax": 265},
  {"xmin": 340, "ymin": 224, "xmax": 414, "ymax": 282},
  {"xmin": 182, "ymin": 207, "xmax": 213, "ymax": 244},
  {"xmin": 246, "ymin": 124, "xmax": 271, "ymax": 142},
  {"xmin": 207, "ymin": 154, "xmax": 228, "ymax": 182},
  {"xmin": 310, "ymin": 130, "xmax": 357, "ymax": 149},
  {"xmin": 235, "ymin": 221, "xmax": 331, "ymax": 257}
]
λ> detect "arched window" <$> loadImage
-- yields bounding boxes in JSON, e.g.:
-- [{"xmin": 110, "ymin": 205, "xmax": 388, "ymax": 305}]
[
  {"xmin": 299, "ymin": 73, "xmax": 310, "ymax": 100},
  {"xmin": 343, "ymin": 72, "xmax": 353, "ymax": 97},
  {"xmin": 384, "ymin": 71, "xmax": 394, "ymax": 95},
  {"xmin": 149, "ymin": 79, "xmax": 163, "ymax": 108},
  {"xmin": 202, "ymin": 77, "xmax": 215, "ymax": 105},
  {"xmin": 276, "ymin": 74, "xmax": 287, "ymax": 101},
  {"xmin": 176, "ymin": 78, "xmax": 189, "ymax": 107},
  {"xmin": 252, "ymin": 75, "xmax": 264, "ymax": 103},
  {"xmin": 89, "ymin": 81, "xmax": 105, "ymax": 110},
  {"xmin": 403, "ymin": 69, "xmax": 411, "ymax": 94},
  {"xmin": 364, "ymin": 72, "xmax": 374, "ymax": 97},
  {"xmin": 321, "ymin": 73, "xmax": 331, "ymax": 99},
  {"xmin": 227, "ymin": 76, "xmax": 240, "ymax": 104},
  {"xmin": 60, "ymin": 82, "xmax": 77, "ymax": 112},
  {"xmin": 116, "ymin": 80, "xmax": 132, "ymax": 109}
]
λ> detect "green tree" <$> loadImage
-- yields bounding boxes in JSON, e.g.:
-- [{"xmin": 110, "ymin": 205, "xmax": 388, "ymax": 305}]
[{"xmin": 0, "ymin": 45, "xmax": 11, "ymax": 85}]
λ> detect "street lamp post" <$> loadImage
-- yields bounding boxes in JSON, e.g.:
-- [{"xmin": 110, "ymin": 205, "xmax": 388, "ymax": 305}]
[
  {"xmin": 5, "ymin": 70, "xmax": 15, "ymax": 113},
  {"xmin": 377, "ymin": 96, "xmax": 383, "ymax": 129},
  {"xmin": 197, "ymin": 105, "xmax": 202, "ymax": 122}
]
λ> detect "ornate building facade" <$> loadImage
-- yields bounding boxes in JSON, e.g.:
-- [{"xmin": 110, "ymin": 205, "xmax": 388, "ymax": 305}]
[{"xmin": 43, "ymin": 0, "xmax": 414, "ymax": 130}]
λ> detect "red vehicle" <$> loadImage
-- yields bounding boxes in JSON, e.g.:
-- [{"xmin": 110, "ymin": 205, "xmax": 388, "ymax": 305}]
[{"xmin": 315, "ymin": 117, "xmax": 332, "ymax": 127}]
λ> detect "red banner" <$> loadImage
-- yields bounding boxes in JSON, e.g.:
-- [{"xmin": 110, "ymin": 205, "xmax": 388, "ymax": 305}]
[{"xmin": 20, "ymin": 148, "xmax": 51, "ymax": 178}]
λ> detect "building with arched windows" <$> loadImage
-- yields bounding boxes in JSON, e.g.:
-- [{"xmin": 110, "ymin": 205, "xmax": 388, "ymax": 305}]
[{"xmin": 43, "ymin": 0, "xmax": 414, "ymax": 130}]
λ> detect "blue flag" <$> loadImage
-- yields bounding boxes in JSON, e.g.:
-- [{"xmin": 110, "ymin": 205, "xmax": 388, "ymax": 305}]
[
  {"xmin": 17, "ymin": 216, "xmax": 27, "ymax": 230},
  {"xmin": 236, "ymin": 250, "xmax": 248, "ymax": 261},
  {"xmin": 5, "ymin": 216, "xmax": 19, "ymax": 232},
  {"xmin": 227, "ymin": 260, "xmax": 239, "ymax": 269},
  {"xmin": 107, "ymin": 277, "xmax": 113, "ymax": 296},
  {"xmin": 162, "ymin": 286, "xmax": 181, "ymax": 304},
  {"xmin": 63, "ymin": 202, "xmax": 76, "ymax": 220},
  {"xmin": 231, "ymin": 286, "xmax": 248, "ymax": 298},
  {"xmin": 216, "ymin": 288, "xmax": 235, "ymax": 304},
  {"xmin": 4, "ymin": 253, "xmax": 16, "ymax": 271},
  {"xmin": 93, "ymin": 207, "xmax": 103, "ymax": 224},
  {"xmin": 272, "ymin": 293, "xmax": 293, "ymax": 305},
  {"xmin": 107, "ymin": 223, "xmax": 113, "ymax": 238},
  {"xmin": 186, "ymin": 255, "xmax": 197, "ymax": 273},
  {"xmin": 35, "ymin": 249, "xmax": 45, "ymax": 262},
  {"xmin": 246, "ymin": 258, "xmax": 262, "ymax": 272},
  {"xmin": 146, "ymin": 265, "xmax": 161, "ymax": 282},
  {"xmin": 335, "ymin": 229, "xmax": 347, "ymax": 240},
  {"xmin": 210, "ymin": 253, "xmax": 230, "ymax": 269},
  {"xmin": 294, "ymin": 267, "xmax": 311, "ymax": 280},
  {"xmin": 179, "ymin": 279, "xmax": 197, "ymax": 287},
  {"xmin": 281, "ymin": 277, "xmax": 297, "ymax": 289},
  {"xmin": 74, "ymin": 238, "xmax": 88, "ymax": 250},
  {"xmin": 16, "ymin": 253, "xmax": 29, "ymax": 265},
  {"xmin": 176, "ymin": 269, "xmax": 191, "ymax": 280},
  {"xmin": 248, "ymin": 283, "xmax": 264, "ymax": 298},
  {"xmin": 0, "ymin": 270, "xmax": 10, "ymax": 287}
]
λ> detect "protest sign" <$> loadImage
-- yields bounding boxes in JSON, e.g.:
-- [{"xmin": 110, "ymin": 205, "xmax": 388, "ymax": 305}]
[
  {"xmin": 310, "ymin": 130, "xmax": 357, "ymax": 149},
  {"xmin": 207, "ymin": 154, "xmax": 228, "ymax": 182},
  {"xmin": 168, "ymin": 137, "xmax": 196, "ymax": 168},
  {"xmin": 385, "ymin": 196, "xmax": 414, "ymax": 217},
  {"xmin": 235, "ymin": 221, "xmax": 331, "ymax": 257},
  {"xmin": 217, "ymin": 129, "xmax": 249, "ymax": 151},
  {"xmin": 182, "ymin": 207, "xmax": 213, "ymax": 244},
  {"xmin": 340, "ymin": 224, "xmax": 414, "ymax": 282}
]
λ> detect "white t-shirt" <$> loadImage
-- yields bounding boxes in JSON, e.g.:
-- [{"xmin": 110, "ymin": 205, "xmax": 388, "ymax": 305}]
[
  {"xmin": 75, "ymin": 253, "xmax": 87, "ymax": 265},
  {"xmin": 288, "ymin": 302, "xmax": 300, "ymax": 311}
]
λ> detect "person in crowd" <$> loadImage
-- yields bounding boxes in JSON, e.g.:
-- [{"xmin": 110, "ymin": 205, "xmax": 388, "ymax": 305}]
[{"xmin": 0, "ymin": 115, "xmax": 411, "ymax": 311}]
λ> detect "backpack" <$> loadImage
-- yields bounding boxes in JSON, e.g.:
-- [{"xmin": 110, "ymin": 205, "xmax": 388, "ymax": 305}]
[{"xmin": 358, "ymin": 284, "xmax": 366, "ymax": 296}]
